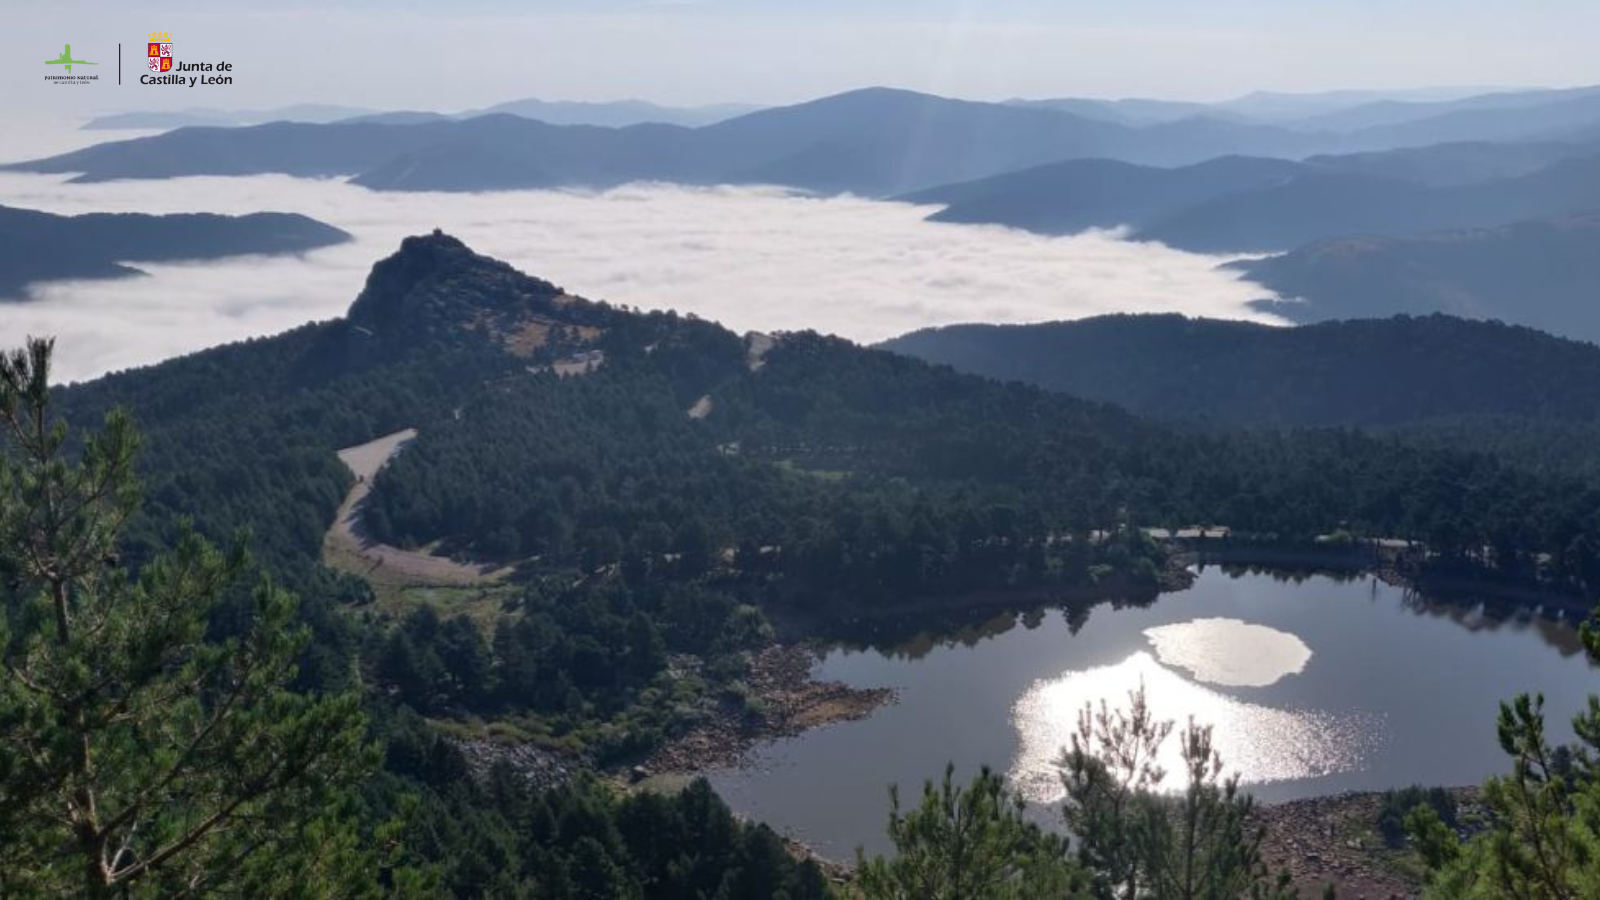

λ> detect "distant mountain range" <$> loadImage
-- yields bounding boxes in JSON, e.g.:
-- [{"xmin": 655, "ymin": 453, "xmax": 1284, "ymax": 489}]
[
  {"xmin": 1215, "ymin": 86, "xmax": 1514, "ymax": 122},
  {"xmin": 32, "ymin": 84, "xmax": 1600, "ymax": 207},
  {"xmin": 1317, "ymin": 88, "xmax": 1600, "ymax": 147},
  {"xmin": 81, "ymin": 105, "xmax": 380, "ymax": 130},
  {"xmin": 24, "ymin": 89, "xmax": 1330, "ymax": 194},
  {"xmin": 904, "ymin": 144, "xmax": 1600, "ymax": 252},
  {"xmin": 0, "ymin": 205, "xmax": 349, "ymax": 297},
  {"xmin": 901, "ymin": 155, "xmax": 1308, "ymax": 238},
  {"xmin": 1005, "ymin": 85, "xmax": 1600, "ymax": 146},
  {"xmin": 879, "ymin": 313, "xmax": 1600, "ymax": 426},
  {"xmin": 38, "ymin": 83, "xmax": 1600, "ymax": 343},
  {"xmin": 1238, "ymin": 212, "xmax": 1600, "ymax": 343},
  {"xmin": 1139, "ymin": 152, "xmax": 1600, "ymax": 252},
  {"xmin": 1, "ymin": 90, "xmax": 1278, "ymax": 194},
  {"xmin": 81, "ymin": 99, "xmax": 764, "ymax": 131},
  {"xmin": 468, "ymin": 97, "xmax": 763, "ymax": 128},
  {"xmin": 1280, "ymin": 85, "xmax": 1600, "ymax": 134},
  {"xmin": 1297, "ymin": 140, "xmax": 1592, "ymax": 187},
  {"xmin": 91, "ymin": 85, "xmax": 1547, "ymax": 134}
]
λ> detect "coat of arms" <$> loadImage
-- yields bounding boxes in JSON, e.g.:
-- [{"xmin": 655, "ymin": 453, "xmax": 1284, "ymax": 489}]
[{"xmin": 147, "ymin": 32, "xmax": 172, "ymax": 72}]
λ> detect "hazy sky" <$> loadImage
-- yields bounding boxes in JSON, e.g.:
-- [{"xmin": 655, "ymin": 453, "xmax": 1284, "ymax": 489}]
[{"xmin": 10, "ymin": 0, "xmax": 1600, "ymax": 119}]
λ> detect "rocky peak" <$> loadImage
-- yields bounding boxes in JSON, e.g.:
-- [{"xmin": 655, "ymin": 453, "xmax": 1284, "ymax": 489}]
[{"xmin": 344, "ymin": 231, "xmax": 568, "ymax": 343}]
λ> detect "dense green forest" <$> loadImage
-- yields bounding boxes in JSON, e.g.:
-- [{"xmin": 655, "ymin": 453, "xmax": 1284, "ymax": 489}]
[
  {"xmin": 56, "ymin": 237, "xmax": 1600, "ymax": 603},
  {"xmin": 47, "ymin": 234, "xmax": 1600, "ymax": 713},
  {"xmin": 880, "ymin": 313, "xmax": 1600, "ymax": 427},
  {"xmin": 368, "ymin": 316, "xmax": 1600, "ymax": 598},
  {"xmin": 14, "ymin": 232, "xmax": 1600, "ymax": 895},
  {"xmin": 0, "ymin": 345, "xmax": 1309, "ymax": 896},
  {"xmin": 882, "ymin": 311, "xmax": 1600, "ymax": 498}
]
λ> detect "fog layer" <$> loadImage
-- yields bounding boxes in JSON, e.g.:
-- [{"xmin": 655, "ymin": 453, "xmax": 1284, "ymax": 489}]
[{"xmin": 0, "ymin": 171, "xmax": 1281, "ymax": 383}]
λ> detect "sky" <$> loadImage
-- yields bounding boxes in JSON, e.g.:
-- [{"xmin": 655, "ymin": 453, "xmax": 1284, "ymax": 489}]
[
  {"xmin": 9, "ymin": 0, "xmax": 1600, "ymax": 120},
  {"xmin": 0, "ymin": 168, "xmax": 1281, "ymax": 383}
]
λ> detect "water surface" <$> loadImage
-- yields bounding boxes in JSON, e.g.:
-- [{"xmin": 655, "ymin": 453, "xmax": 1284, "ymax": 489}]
[{"xmin": 708, "ymin": 567, "xmax": 1595, "ymax": 858}]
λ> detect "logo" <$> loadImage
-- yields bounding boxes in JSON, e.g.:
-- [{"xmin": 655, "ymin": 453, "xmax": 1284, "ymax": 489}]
[
  {"xmin": 137, "ymin": 31, "xmax": 234, "ymax": 87},
  {"xmin": 147, "ymin": 31, "xmax": 173, "ymax": 72},
  {"xmin": 44, "ymin": 42, "xmax": 98, "ymax": 84}
]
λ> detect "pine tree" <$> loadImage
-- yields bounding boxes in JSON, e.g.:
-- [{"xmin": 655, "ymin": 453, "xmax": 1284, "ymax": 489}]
[
  {"xmin": 1059, "ymin": 683, "xmax": 1293, "ymax": 900},
  {"xmin": 0, "ymin": 338, "xmax": 394, "ymax": 897},
  {"xmin": 1408, "ymin": 615, "xmax": 1600, "ymax": 898},
  {"xmin": 1059, "ymin": 682, "xmax": 1172, "ymax": 898},
  {"xmin": 855, "ymin": 764, "xmax": 1088, "ymax": 899}
]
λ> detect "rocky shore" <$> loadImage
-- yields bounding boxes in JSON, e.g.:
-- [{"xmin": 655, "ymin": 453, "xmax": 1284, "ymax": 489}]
[
  {"xmin": 645, "ymin": 643, "xmax": 896, "ymax": 774},
  {"xmin": 1255, "ymin": 788, "xmax": 1481, "ymax": 899},
  {"xmin": 453, "ymin": 737, "xmax": 577, "ymax": 791}
]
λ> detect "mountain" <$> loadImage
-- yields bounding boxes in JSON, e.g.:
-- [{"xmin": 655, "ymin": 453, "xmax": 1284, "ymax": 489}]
[
  {"xmin": 17, "ymin": 88, "xmax": 1331, "ymax": 195},
  {"xmin": 1214, "ymin": 86, "xmax": 1525, "ymax": 123},
  {"xmin": 0, "ymin": 204, "xmax": 349, "ymax": 297},
  {"xmin": 1139, "ymin": 151, "xmax": 1600, "ymax": 252},
  {"xmin": 22, "ymin": 117, "xmax": 537, "ymax": 183},
  {"xmin": 42, "ymin": 239, "xmax": 1600, "ymax": 895},
  {"xmin": 81, "ymin": 104, "xmax": 377, "ymax": 130},
  {"xmin": 879, "ymin": 313, "xmax": 1600, "ymax": 427},
  {"xmin": 1005, "ymin": 97, "xmax": 1227, "ymax": 125},
  {"xmin": 1300, "ymin": 140, "xmax": 1595, "ymax": 187},
  {"xmin": 1342, "ymin": 89, "xmax": 1600, "ymax": 147},
  {"xmin": 82, "ymin": 100, "xmax": 761, "ymax": 133},
  {"xmin": 1283, "ymin": 85, "xmax": 1600, "ymax": 134},
  {"xmin": 899, "ymin": 155, "xmax": 1306, "ymax": 233},
  {"xmin": 1007, "ymin": 86, "xmax": 1558, "ymax": 130},
  {"xmin": 471, "ymin": 97, "xmax": 762, "ymax": 127},
  {"xmin": 1238, "ymin": 212, "xmax": 1600, "ymax": 343},
  {"xmin": 899, "ymin": 142, "xmax": 1600, "ymax": 251},
  {"xmin": 54, "ymin": 229, "xmax": 1165, "ymax": 583},
  {"xmin": 53, "ymin": 233, "xmax": 1600, "ymax": 604},
  {"xmin": 336, "ymin": 111, "xmax": 454, "ymax": 126},
  {"xmin": 687, "ymin": 88, "xmax": 1139, "ymax": 194}
]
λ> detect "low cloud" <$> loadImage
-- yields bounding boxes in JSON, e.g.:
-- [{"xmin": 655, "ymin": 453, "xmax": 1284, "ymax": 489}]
[{"xmin": 0, "ymin": 172, "xmax": 1282, "ymax": 383}]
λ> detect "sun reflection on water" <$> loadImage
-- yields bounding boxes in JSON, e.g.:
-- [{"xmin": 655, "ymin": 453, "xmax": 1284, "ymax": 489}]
[
  {"xmin": 1144, "ymin": 617, "xmax": 1312, "ymax": 687},
  {"xmin": 1009, "ymin": 651, "xmax": 1377, "ymax": 804}
]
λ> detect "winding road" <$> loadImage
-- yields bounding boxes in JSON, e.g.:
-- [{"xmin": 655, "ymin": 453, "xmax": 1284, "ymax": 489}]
[{"xmin": 324, "ymin": 428, "xmax": 511, "ymax": 585}]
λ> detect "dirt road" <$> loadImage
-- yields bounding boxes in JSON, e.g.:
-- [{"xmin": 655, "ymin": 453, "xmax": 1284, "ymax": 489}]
[{"xmin": 324, "ymin": 428, "xmax": 512, "ymax": 586}]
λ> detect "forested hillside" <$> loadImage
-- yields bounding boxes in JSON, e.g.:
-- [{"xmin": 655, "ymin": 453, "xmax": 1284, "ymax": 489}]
[
  {"xmin": 0, "ymin": 204, "xmax": 350, "ymax": 297},
  {"xmin": 880, "ymin": 313, "xmax": 1600, "ymax": 426},
  {"xmin": 1240, "ymin": 212, "xmax": 1600, "ymax": 344},
  {"xmin": 56, "ymin": 235, "xmax": 1600, "ymax": 606},
  {"xmin": 881, "ymin": 312, "xmax": 1600, "ymax": 492},
  {"xmin": 900, "ymin": 155, "xmax": 1305, "ymax": 237}
]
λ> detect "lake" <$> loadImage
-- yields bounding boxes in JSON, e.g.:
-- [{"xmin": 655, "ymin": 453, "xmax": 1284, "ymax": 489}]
[{"xmin": 707, "ymin": 565, "xmax": 1596, "ymax": 858}]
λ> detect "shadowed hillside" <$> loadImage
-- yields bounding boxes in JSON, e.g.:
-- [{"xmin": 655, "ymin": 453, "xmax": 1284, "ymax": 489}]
[
  {"xmin": 0, "ymin": 204, "xmax": 350, "ymax": 297},
  {"xmin": 880, "ymin": 313, "xmax": 1600, "ymax": 426},
  {"xmin": 1238, "ymin": 212, "xmax": 1600, "ymax": 343}
]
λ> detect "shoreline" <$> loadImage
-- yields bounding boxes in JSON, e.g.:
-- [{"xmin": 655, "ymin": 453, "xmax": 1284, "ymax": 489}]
[
  {"xmin": 643, "ymin": 643, "xmax": 898, "ymax": 776},
  {"xmin": 646, "ymin": 564, "xmax": 1198, "ymax": 777},
  {"xmin": 1187, "ymin": 541, "xmax": 1591, "ymax": 616},
  {"xmin": 1255, "ymin": 787, "xmax": 1483, "ymax": 899},
  {"xmin": 639, "ymin": 554, "xmax": 1537, "ymax": 889}
]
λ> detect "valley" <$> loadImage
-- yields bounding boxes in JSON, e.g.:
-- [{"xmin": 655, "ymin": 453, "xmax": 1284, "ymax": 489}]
[{"xmin": 9, "ymin": 12, "xmax": 1600, "ymax": 894}]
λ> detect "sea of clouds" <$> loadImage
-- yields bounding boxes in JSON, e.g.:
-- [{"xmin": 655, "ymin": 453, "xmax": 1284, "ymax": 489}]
[{"xmin": 0, "ymin": 133, "xmax": 1283, "ymax": 383}]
